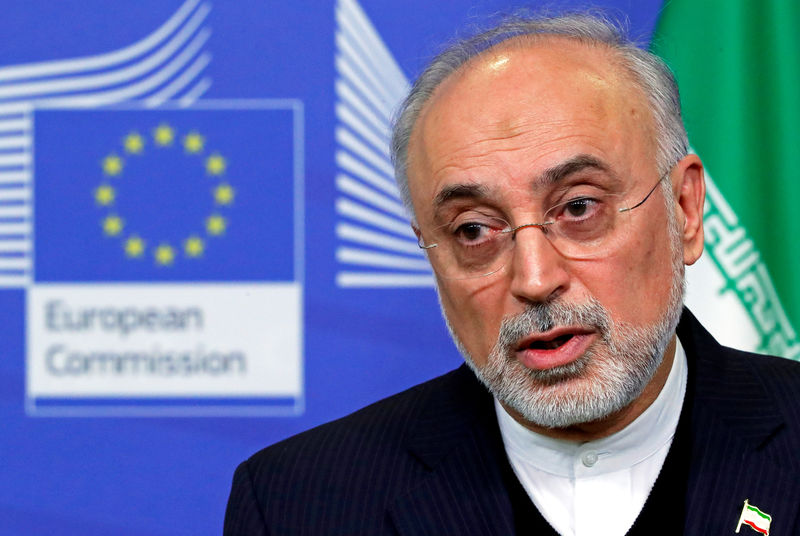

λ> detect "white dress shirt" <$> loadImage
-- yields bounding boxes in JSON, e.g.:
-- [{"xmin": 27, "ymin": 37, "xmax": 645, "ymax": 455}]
[{"xmin": 495, "ymin": 339, "xmax": 687, "ymax": 536}]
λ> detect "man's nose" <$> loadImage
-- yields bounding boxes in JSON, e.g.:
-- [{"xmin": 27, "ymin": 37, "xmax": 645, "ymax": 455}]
[{"xmin": 507, "ymin": 226, "xmax": 570, "ymax": 304}]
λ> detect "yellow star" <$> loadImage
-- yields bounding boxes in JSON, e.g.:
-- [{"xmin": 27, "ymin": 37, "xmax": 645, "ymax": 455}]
[
  {"xmin": 205, "ymin": 153, "xmax": 226, "ymax": 175},
  {"xmin": 153, "ymin": 123, "xmax": 175, "ymax": 146},
  {"xmin": 94, "ymin": 184, "xmax": 115, "ymax": 206},
  {"xmin": 183, "ymin": 131, "xmax": 205, "ymax": 154},
  {"xmin": 214, "ymin": 183, "xmax": 235, "ymax": 205},
  {"xmin": 206, "ymin": 214, "xmax": 227, "ymax": 236},
  {"xmin": 154, "ymin": 243, "xmax": 175, "ymax": 266},
  {"xmin": 102, "ymin": 214, "xmax": 124, "ymax": 236},
  {"xmin": 123, "ymin": 132, "xmax": 144, "ymax": 154},
  {"xmin": 184, "ymin": 235, "xmax": 205, "ymax": 257},
  {"xmin": 124, "ymin": 236, "xmax": 145, "ymax": 258},
  {"xmin": 102, "ymin": 154, "xmax": 123, "ymax": 176}
]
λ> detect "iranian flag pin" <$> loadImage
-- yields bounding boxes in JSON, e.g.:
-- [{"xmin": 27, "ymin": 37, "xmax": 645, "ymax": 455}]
[{"xmin": 735, "ymin": 499, "xmax": 772, "ymax": 535}]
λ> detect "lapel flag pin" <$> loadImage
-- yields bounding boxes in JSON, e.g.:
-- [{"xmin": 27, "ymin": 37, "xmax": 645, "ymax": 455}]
[{"xmin": 735, "ymin": 499, "xmax": 772, "ymax": 535}]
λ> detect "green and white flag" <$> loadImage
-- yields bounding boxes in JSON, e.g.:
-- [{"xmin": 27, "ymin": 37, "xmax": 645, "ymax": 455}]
[
  {"xmin": 736, "ymin": 500, "xmax": 772, "ymax": 535},
  {"xmin": 652, "ymin": 0, "xmax": 800, "ymax": 360}
]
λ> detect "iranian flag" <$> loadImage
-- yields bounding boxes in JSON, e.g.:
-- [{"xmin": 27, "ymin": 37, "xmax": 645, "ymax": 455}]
[
  {"xmin": 651, "ymin": 0, "xmax": 800, "ymax": 361},
  {"xmin": 735, "ymin": 500, "xmax": 772, "ymax": 535}
]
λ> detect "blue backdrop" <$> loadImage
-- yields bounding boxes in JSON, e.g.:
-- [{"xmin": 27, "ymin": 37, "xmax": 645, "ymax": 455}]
[{"xmin": 0, "ymin": 1, "xmax": 663, "ymax": 534}]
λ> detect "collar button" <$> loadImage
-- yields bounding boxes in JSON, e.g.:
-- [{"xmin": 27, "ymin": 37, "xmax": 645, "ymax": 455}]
[{"xmin": 581, "ymin": 451, "xmax": 598, "ymax": 467}]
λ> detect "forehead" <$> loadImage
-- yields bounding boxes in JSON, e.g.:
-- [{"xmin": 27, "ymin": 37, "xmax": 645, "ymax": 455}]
[{"xmin": 406, "ymin": 38, "xmax": 656, "ymax": 215}]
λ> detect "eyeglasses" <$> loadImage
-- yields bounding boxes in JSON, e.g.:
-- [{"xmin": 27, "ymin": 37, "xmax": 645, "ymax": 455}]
[{"xmin": 418, "ymin": 176, "xmax": 665, "ymax": 279}]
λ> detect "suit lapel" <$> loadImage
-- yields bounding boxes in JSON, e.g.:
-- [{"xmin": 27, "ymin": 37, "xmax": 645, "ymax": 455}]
[
  {"xmin": 389, "ymin": 312, "xmax": 800, "ymax": 535},
  {"xmin": 679, "ymin": 310, "xmax": 800, "ymax": 534},
  {"xmin": 387, "ymin": 366, "xmax": 520, "ymax": 536}
]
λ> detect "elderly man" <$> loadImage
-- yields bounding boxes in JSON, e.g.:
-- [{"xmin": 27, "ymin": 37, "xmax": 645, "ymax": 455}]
[{"xmin": 225, "ymin": 12, "xmax": 800, "ymax": 536}]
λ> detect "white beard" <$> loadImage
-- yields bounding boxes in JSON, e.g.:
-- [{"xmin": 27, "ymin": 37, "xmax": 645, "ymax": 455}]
[
  {"xmin": 459, "ymin": 285, "xmax": 682, "ymax": 428},
  {"xmin": 443, "ymin": 192, "xmax": 685, "ymax": 428}
]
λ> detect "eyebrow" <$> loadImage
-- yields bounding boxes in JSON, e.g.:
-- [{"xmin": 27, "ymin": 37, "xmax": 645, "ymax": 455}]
[
  {"xmin": 432, "ymin": 183, "xmax": 490, "ymax": 213},
  {"xmin": 430, "ymin": 154, "xmax": 613, "ymax": 214},
  {"xmin": 537, "ymin": 154, "xmax": 611, "ymax": 187}
]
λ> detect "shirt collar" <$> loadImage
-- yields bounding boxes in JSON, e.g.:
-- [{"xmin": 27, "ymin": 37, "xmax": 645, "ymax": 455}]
[{"xmin": 495, "ymin": 337, "xmax": 688, "ymax": 477}]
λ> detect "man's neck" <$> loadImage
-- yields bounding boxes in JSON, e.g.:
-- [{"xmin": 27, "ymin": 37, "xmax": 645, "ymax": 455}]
[{"xmin": 502, "ymin": 336, "xmax": 677, "ymax": 442}]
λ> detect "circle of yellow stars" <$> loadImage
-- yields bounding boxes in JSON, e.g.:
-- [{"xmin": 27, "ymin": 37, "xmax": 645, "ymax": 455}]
[{"xmin": 92, "ymin": 122, "xmax": 235, "ymax": 267}]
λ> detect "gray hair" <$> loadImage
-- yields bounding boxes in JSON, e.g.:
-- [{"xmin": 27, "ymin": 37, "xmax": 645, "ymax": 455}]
[{"xmin": 390, "ymin": 11, "xmax": 688, "ymax": 220}]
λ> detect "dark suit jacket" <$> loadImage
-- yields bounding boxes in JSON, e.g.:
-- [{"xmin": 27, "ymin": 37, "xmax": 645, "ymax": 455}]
[{"xmin": 224, "ymin": 310, "xmax": 800, "ymax": 535}]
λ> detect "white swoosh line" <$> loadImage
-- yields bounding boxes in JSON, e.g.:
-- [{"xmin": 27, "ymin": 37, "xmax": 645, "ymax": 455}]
[
  {"xmin": 336, "ymin": 0, "xmax": 409, "ymax": 103},
  {"xmin": 0, "ymin": 258, "xmax": 30, "ymax": 270},
  {"xmin": 0, "ymin": 10, "xmax": 210, "ymax": 101},
  {"xmin": 335, "ymin": 151, "xmax": 399, "ymax": 198},
  {"xmin": 336, "ymin": 174, "xmax": 407, "ymax": 219},
  {"xmin": 0, "ymin": 223, "xmax": 29, "ymax": 235},
  {"xmin": 334, "ymin": 56, "xmax": 394, "ymax": 124},
  {"xmin": 336, "ymin": 248, "xmax": 429, "ymax": 271},
  {"xmin": 335, "ymin": 126, "xmax": 394, "ymax": 177},
  {"xmin": 0, "ymin": 103, "xmax": 32, "ymax": 116},
  {"xmin": 0, "ymin": 276, "xmax": 28, "ymax": 286},
  {"xmin": 0, "ymin": 188, "xmax": 30, "ymax": 201},
  {"xmin": 0, "ymin": 206, "xmax": 28, "ymax": 218},
  {"xmin": 0, "ymin": 118, "xmax": 28, "ymax": 132},
  {"xmin": 0, "ymin": 0, "xmax": 205, "ymax": 82},
  {"xmin": 178, "ymin": 77, "xmax": 212, "ymax": 107},
  {"xmin": 336, "ymin": 272, "xmax": 435, "ymax": 287},
  {"xmin": 334, "ymin": 33, "xmax": 397, "ymax": 120},
  {"xmin": 0, "ymin": 136, "xmax": 29, "ymax": 149},
  {"xmin": 0, "ymin": 154, "xmax": 30, "ymax": 168},
  {"xmin": 145, "ymin": 53, "xmax": 212, "ymax": 107},
  {"xmin": 335, "ymin": 102, "xmax": 389, "ymax": 158},
  {"xmin": 0, "ymin": 0, "xmax": 214, "ymax": 288},
  {"xmin": 335, "ymin": 80, "xmax": 389, "ymax": 145},
  {"xmin": 0, "ymin": 240, "xmax": 30, "ymax": 253},
  {"xmin": 334, "ymin": 0, "xmax": 432, "ymax": 287},
  {"xmin": 40, "ymin": 38, "xmax": 211, "ymax": 108},
  {"xmin": 336, "ymin": 223, "xmax": 420, "ymax": 255},
  {"xmin": 0, "ymin": 171, "xmax": 28, "ymax": 183},
  {"xmin": 335, "ymin": 198, "xmax": 417, "ymax": 238}
]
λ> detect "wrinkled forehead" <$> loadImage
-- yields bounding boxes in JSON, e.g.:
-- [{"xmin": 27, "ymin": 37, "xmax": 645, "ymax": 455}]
[{"xmin": 405, "ymin": 37, "xmax": 657, "ymax": 216}]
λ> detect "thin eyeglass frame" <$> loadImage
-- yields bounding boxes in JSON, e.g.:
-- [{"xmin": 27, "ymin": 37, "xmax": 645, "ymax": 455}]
[{"xmin": 418, "ymin": 174, "xmax": 667, "ymax": 278}]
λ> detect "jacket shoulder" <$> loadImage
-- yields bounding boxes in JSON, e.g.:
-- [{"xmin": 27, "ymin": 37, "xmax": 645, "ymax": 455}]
[
  {"xmin": 679, "ymin": 309, "xmax": 800, "ymax": 419},
  {"xmin": 249, "ymin": 366, "xmax": 463, "ymax": 466},
  {"xmin": 225, "ymin": 367, "xmax": 472, "ymax": 535},
  {"xmin": 726, "ymin": 346, "xmax": 800, "ymax": 417}
]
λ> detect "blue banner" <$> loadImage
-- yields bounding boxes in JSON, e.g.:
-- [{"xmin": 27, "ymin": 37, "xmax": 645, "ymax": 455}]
[
  {"xmin": 34, "ymin": 106, "xmax": 296, "ymax": 282},
  {"xmin": 0, "ymin": 1, "xmax": 665, "ymax": 534}
]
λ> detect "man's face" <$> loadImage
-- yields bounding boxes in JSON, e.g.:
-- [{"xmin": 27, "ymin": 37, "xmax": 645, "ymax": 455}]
[{"xmin": 406, "ymin": 40, "xmax": 689, "ymax": 430}]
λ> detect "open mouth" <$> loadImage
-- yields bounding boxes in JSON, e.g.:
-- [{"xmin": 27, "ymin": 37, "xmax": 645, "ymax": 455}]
[
  {"xmin": 526, "ymin": 333, "xmax": 574, "ymax": 350},
  {"xmin": 514, "ymin": 329, "xmax": 594, "ymax": 371}
]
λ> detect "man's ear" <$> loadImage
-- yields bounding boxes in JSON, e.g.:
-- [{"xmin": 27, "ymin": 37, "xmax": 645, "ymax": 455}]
[
  {"xmin": 671, "ymin": 154, "xmax": 705, "ymax": 265},
  {"xmin": 412, "ymin": 225, "xmax": 422, "ymax": 243}
]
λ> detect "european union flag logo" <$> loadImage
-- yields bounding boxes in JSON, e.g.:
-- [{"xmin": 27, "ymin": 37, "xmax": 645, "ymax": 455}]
[{"xmin": 34, "ymin": 103, "xmax": 299, "ymax": 282}]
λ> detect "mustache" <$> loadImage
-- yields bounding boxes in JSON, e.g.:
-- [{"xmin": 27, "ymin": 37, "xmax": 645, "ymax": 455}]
[{"xmin": 495, "ymin": 298, "xmax": 611, "ymax": 349}]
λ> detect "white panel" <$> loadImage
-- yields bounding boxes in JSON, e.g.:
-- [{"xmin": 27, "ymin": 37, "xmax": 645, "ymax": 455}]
[{"xmin": 27, "ymin": 283, "xmax": 303, "ymax": 398}]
